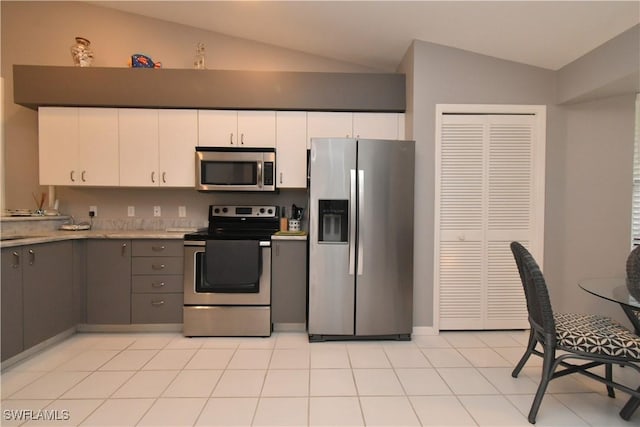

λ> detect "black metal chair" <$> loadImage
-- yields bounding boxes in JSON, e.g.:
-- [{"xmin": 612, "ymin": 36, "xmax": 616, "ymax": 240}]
[{"xmin": 510, "ymin": 241, "xmax": 640, "ymax": 424}]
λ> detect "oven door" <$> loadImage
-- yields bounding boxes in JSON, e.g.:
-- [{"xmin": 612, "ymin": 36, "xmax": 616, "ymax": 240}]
[{"xmin": 183, "ymin": 241, "xmax": 271, "ymax": 305}]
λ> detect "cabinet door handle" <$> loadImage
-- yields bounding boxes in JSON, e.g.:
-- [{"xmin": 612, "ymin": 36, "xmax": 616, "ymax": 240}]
[
  {"xmin": 12, "ymin": 251, "xmax": 20, "ymax": 268},
  {"xmin": 81, "ymin": 170, "xmax": 86, "ymax": 182},
  {"xmin": 121, "ymin": 243, "xmax": 127, "ymax": 256},
  {"xmin": 230, "ymin": 133, "xmax": 234, "ymax": 145},
  {"xmin": 151, "ymin": 171, "xmax": 156, "ymax": 183},
  {"xmin": 240, "ymin": 133, "xmax": 245, "ymax": 145},
  {"xmin": 151, "ymin": 300, "xmax": 165, "ymax": 307},
  {"xmin": 70, "ymin": 171, "xmax": 76, "ymax": 182},
  {"xmin": 28, "ymin": 249, "xmax": 35, "ymax": 265},
  {"xmin": 279, "ymin": 172, "xmax": 283, "ymax": 184},
  {"xmin": 152, "ymin": 263, "xmax": 166, "ymax": 270},
  {"xmin": 151, "ymin": 281, "xmax": 166, "ymax": 288},
  {"xmin": 152, "ymin": 245, "xmax": 166, "ymax": 252},
  {"xmin": 162, "ymin": 172, "xmax": 166, "ymax": 183}
]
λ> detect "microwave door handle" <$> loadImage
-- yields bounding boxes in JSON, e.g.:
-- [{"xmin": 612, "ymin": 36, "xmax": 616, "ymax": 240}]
[{"xmin": 257, "ymin": 162, "xmax": 263, "ymax": 188}]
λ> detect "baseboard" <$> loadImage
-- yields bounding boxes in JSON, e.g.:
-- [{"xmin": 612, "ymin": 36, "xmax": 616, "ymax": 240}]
[
  {"xmin": 76, "ymin": 323, "xmax": 183, "ymax": 333},
  {"xmin": 1, "ymin": 327, "xmax": 76, "ymax": 371},
  {"xmin": 412, "ymin": 326, "xmax": 438, "ymax": 336}
]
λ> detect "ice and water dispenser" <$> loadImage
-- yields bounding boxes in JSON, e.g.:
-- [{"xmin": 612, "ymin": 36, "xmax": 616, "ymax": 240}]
[{"xmin": 318, "ymin": 200, "xmax": 349, "ymax": 243}]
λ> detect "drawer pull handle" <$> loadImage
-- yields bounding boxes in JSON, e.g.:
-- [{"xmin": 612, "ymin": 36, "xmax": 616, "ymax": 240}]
[
  {"xmin": 28, "ymin": 249, "xmax": 35, "ymax": 265},
  {"xmin": 12, "ymin": 251, "xmax": 20, "ymax": 268},
  {"xmin": 121, "ymin": 243, "xmax": 127, "ymax": 257},
  {"xmin": 152, "ymin": 264, "xmax": 166, "ymax": 270},
  {"xmin": 152, "ymin": 281, "xmax": 166, "ymax": 288},
  {"xmin": 152, "ymin": 245, "xmax": 166, "ymax": 252},
  {"xmin": 151, "ymin": 300, "xmax": 165, "ymax": 307}
]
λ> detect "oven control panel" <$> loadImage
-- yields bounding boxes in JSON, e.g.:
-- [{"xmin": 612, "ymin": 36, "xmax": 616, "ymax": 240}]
[{"xmin": 210, "ymin": 205, "xmax": 278, "ymax": 218}]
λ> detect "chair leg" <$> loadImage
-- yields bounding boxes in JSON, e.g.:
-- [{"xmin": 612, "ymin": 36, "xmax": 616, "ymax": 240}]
[
  {"xmin": 528, "ymin": 345, "xmax": 556, "ymax": 424},
  {"xmin": 513, "ymin": 329, "xmax": 536, "ymax": 378},
  {"xmin": 605, "ymin": 364, "xmax": 615, "ymax": 398}
]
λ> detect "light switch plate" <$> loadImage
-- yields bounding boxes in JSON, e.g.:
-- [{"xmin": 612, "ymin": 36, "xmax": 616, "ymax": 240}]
[
  {"xmin": 153, "ymin": 206, "xmax": 161, "ymax": 217},
  {"xmin": 127, "ymin": 206, "xmax": 135, "ymax": 217},
  {"xmin": 178, "ymin": 206, "xmax": 187, "ymax": 217}
]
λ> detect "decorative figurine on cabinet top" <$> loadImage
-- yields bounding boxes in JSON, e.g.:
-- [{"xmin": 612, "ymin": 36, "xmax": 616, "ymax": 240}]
[
  {"xmin": 70, "ymin": 37, "xmax": 94, "ymax": 67},
  {"xmin": 129, "ymin": 53, "xmax": 162, "ymax": 68}
]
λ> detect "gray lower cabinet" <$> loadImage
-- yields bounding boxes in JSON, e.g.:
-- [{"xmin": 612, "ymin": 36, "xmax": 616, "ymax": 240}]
[
  {"xmin": 86, "ymin": 240, "xmax": 132, "ymax": 324},
  {"xmin": 131, "ymin": 240, "xmax": 183, "ymax": 324},
  {"xmin": 1, "ymin": 241, "xmax": 73, "ymax": 360},
  {"xmin": 2, "ymin": 248, "xmax": 24, "ymax": 361},
  {"xmin": 271, "ymin": 240, "xmax": 308, "ymax": 326}
]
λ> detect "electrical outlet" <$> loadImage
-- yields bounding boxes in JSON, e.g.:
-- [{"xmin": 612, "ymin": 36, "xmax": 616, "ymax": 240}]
[
  {"xmin": 153, "ymin": 206, "xmax": 161, "ymax": 217},
  {"xmin": 178, "ymin": 206, "xmax": 187, "ymax": 218},
  {"xmin": 127, "ymin": 206, "xmax": 135, "ymax": 217},
  {"xmin": 89, "ymin": 205, "xmax": 98, "ymax": 217}
]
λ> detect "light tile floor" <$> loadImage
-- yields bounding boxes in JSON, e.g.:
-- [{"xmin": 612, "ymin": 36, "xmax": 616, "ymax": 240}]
[{"xmin": 1, "ymin": 330, "xmax": 639, "ymax": 426}]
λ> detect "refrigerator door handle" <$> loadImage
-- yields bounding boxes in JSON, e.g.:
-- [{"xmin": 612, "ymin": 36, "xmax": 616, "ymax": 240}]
[
  {"xmin": 357, "ymin": 169, "xmax": 364, "ymax": 276},
  {"xmin": 349, "ymin": 169, "xmax": 357, "ymax": 275}
]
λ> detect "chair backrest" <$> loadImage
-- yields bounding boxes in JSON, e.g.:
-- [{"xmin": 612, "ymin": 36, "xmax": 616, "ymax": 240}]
[{"xmin": 510, "ymin": 242, "xmax": 556, "ymax": 341}]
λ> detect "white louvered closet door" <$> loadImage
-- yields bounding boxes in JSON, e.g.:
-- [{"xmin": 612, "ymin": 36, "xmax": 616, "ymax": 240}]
[{"xmin": 436, "ymin": 110, "xmax": 545, "ymax": 330}]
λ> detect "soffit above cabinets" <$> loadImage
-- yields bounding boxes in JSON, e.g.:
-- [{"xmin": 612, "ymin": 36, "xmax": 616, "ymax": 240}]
[{"xmin": 13, "ymin": 65, "xmax": 406, "ymax": 113}]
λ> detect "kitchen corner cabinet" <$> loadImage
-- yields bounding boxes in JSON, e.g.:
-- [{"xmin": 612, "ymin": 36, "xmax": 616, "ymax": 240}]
[
  {"xmin": 38, "ymin": 107, "xmax": 119, "ymax": 186},
  {"xmin": 119, "ymin": 109, "xmax": 197, "ymax": 187},
  {"xmin": 131, "ymin": 240, "xmax": 183, "ymax": 324},
  {"xmin": 86, "ymin": 240, "xmax": 132, "ymax": 324},
  {"xmin": 276, "ymin": 112, "xmax": 308, "ymax": 188},
  {"xmin": 353, "ymin": 113, "xmax": 403, "ymax": 140},
  {"xmin": 271, "ymin": 240, "xmax": 308, "ymax": 326},
  {"xmin": 199, "ymin": 110, "xmax": 276, "ymax": 147},
  {"xmin": 1, "ymin": 242, "xmax": 73, "ymax": 360}
]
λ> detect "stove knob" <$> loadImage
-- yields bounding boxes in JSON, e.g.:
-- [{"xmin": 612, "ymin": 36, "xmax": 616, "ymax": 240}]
[
  {"xmin": 214, "ymin": 208, "xmax": 220, "ymax": 214},
  {"xmin": 267, "ymin": 208, "xmax": 273, "ymax": 215},
  {"xmin": 259, "ymin": 208, "xmax": 265, "ymax": 214},
  {"xmin": 222, "ymin": 207, "xmax": 228, "ymax": 213}
]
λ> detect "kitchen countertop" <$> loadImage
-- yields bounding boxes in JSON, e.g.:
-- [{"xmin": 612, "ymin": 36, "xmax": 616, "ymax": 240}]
[
  {"xmin": 0, "ymin": 230, "xmax": 188, "ymax": 248},
  {"xmin": 1, "ymin": 229, "xmax": 309, "ymax": 248}
]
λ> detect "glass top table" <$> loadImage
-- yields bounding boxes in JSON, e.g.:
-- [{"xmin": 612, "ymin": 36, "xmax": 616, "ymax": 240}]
[
  {"xmin": 579, "ymin": 277, "xmax": 640, "ymax": 420},
  {"xmin": 579, "ymin": 277, "xmax": 640, "ymax": 335}
]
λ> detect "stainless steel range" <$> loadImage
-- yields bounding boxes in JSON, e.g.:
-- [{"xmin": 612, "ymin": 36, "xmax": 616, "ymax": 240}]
[{"xmin": 183, "ymin": 205, "xmax": 279, "ymax": 337}]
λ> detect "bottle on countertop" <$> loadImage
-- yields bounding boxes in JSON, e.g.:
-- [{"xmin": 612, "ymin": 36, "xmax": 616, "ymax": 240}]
[{"xmin": 280, "ymin": 206, "xmax": 288, "ymax": 231}]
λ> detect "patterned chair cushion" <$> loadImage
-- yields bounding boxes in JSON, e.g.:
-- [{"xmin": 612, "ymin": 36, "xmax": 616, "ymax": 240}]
[{"xmin": 555, "ymin": 313, "xmax": 640, "ymax": 360}]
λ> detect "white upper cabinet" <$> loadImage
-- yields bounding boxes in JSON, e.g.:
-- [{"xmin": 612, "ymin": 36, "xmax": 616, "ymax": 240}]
[
  {"xmin": 119, "ymin": 109, "xmax": 159, "ymax": 187},
  {"xmin": 353, "ymin": 113, "xmax": 400, "ymax": 140},
  {"xmin": 158, "ymin": 110, "xmax": 198, "ymax": 187},
  {"xmin": 276, "ymin": 112, "xmax": 307, "ymax": 188},
  {"xmin": 39, "ymin": 107, "xmax": 119, "ymax": 186},
  {"xmin": 120, "ymin": 109, "xmax": 197, "ymax": 187},
  {"xmin": 307, "ymin": 112, "xmax": 353, "ymax": 148},
  {"xmin": 198, "ymin": 110, "xmax": 276, "ymax": 147}
]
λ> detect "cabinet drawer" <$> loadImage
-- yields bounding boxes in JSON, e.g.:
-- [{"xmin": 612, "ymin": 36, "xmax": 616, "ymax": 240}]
[
  {"xmin": 132, "ymin": 257, "xmax": 183, "ymax": 275},
  {"xmin": 132, "ymin": 240, "xmax": 183, "ymax": 257},
  {"xmin": 131, "ymin": 293, "xmax": 183, "ymax": 324},
  {"xmin": 132, "ymin": 275, "xmax": 183, "ymax": 293}
]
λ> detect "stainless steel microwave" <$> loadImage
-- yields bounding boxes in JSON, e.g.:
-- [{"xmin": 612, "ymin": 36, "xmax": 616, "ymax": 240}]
[{"xmin": 195, "ymin": 147, "xmax": 276, "ymax": 192}]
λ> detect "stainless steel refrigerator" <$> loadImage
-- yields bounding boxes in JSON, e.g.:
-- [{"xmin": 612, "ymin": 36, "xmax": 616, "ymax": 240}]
[{"xmin": 308, "ymin": 138, "xmax": 415, "ymax": 341}]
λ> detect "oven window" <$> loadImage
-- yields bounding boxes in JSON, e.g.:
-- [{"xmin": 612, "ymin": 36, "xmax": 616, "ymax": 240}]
[
  {"xmin": 202, "ymin": 161, "xmax": 257, "ymax": 185},
  {"xmin": 195, "ymin": 252, "xmax": 259, "ymax": 293}
]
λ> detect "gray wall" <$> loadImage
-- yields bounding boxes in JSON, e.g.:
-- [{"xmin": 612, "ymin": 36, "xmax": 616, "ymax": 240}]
[
  {"xmin": 402, "ymin": 37, "xmax": 637, "ymax": 328},
  {"xmin": 401, "ymin": 40, "xmax": 558, "ymax": 327}
]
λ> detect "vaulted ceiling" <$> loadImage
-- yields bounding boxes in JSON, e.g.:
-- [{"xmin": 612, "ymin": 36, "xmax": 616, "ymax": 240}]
[{"xmin": 93, "ymin": 1, "xmax": 639, "ymax": 71}]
